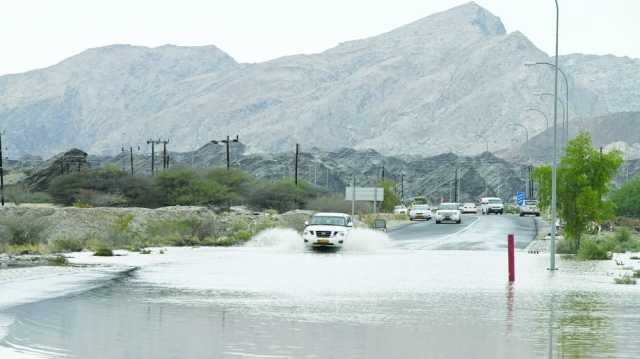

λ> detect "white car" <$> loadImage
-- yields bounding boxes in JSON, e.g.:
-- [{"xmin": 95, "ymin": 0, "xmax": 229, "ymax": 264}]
[
  {"xmin": 409, "ymin": 205, "xmax": 432, "ymax": 221},
  {"xmin": 303, "ymin": 212, "xmax": 353, "ymax": 249},
  {"xmin": 435, "ymin": 203, "xmax": 462, "ymax": 224},
  {"xmin": 480, "ymin": 197, "xmax": 504, "ymax": 215},
  {"xmin": 461, "ymin": 203, "xmax": 478, "ymax": 214},
  {"xmin": 393, "ymin": 205, "xmax": 408, "ymax": 215},
  {"xmin": 519, "ymin": 200, "xmax": 540, "ymax": 217}
]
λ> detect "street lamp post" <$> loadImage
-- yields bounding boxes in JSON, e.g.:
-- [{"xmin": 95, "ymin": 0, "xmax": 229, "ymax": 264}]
[
  {"xmin": 0, "ymin": 131, "xmax": 5, "ymax": 207},
  {"xmin": 510, "ymin": 123, "xmax": 530, "ymax": 199},
  {"xmin": 475, "ymin": 134, "xmax": 489, "ymax": 153},
  {"xmin": 536, "ymin": 92, "xmax": 567, "ymax": 145},
  {"xmin": 525, "ymin": 107, "xmax": 549, "ymax": 130},
  {"xmin": 525, "ymin": 60, "xmax": 570, "ymax": 147}
]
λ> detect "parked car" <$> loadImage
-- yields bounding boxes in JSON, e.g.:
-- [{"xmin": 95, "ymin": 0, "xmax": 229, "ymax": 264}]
[
  {"xmin": 480, "ymin": 197, "xmax": 504, "ymax": 215},
  {"xmin": 435, "ymin": 203, "xmax": 462, "ymax": 224},
  {"xmin": 519, "ymin": 200, "xmax": 540, "ymax": 217},
  {"xmin": 461, "ymin": 202, "xmax": 478, "ymax": 214},
  {"xmin": 303, "ymin": 213, "xmax": 353, "ymax": 249},
  {"xmin": 393, "ymin": 205, "xmax": 408, "ymax": 215},
  {"xmin": 409, "ymin": 205, "xmax": 432, "ymax": 221}
]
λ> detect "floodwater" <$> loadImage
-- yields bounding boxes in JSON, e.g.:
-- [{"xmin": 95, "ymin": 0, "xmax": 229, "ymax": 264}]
[{"xmin": 1, "ymin": 222, "xmax": 639, "ymax": 358}]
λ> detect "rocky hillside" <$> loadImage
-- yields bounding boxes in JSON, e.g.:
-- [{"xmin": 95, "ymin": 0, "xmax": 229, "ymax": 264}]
[
  {"xmin": 1, "ymin": 2, "xmax": 639, "ymax": 158},
  {"xmin": 504, "ymin": 111, "xmax": 640, "ymax": 163}
]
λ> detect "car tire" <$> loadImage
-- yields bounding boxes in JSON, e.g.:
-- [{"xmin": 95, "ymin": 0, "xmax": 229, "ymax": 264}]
[
  {"xmin": 435, "ymin": 220, "xmax": 441, "ymax": 224},
  {"xmin": 520, "ymin": 213, "xmax": 524, "ymax": 217},
  {"xmin": 457, "ymin": 219, "xmax": 461, "ymax": 224},
  {"xmin": 536, "ymin": 213, "xmax": 540, "ymax": 217}
]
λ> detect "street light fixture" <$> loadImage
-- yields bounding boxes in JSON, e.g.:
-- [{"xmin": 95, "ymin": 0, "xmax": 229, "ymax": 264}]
[
  {"xmin": 523, "ymin": 0, "xmax": 561, "ymax": 271},
  {"xmin": 536, "ymin": 92, "xmax": 567, "ymax": 146},
  {"xmin": 525, "ymin": 60, "xmax": 570, "ymax": 147},
  {"xmin": 475, "ymin": 134, "xmax": 489, "ymax": 153},
  {"xmin": 525, "ymin": 107, "xmax": 549, "ymax": 129}
]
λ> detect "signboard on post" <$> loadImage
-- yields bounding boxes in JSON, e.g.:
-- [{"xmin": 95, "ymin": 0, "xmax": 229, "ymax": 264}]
[
  {"xmin": 345, "ymin": 187, "xmax": 385, "ymax": 201},
  {"xmin": 516, "ymin": 191, "xmax": 525, "ymax": 206}
]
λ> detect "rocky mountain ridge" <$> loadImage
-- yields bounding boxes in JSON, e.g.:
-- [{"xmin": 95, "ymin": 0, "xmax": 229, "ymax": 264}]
[{"xmin": 1, "ymin": 2, "xmax": 639, "ymax": 158}]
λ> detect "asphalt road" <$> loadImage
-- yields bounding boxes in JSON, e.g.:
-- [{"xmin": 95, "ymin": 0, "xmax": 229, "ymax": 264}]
[{"xmin": 389, "ymin": 214, "xmax": 538, "ymax": 250}]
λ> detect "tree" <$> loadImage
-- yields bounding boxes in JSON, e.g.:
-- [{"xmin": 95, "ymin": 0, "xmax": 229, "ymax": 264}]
[
  {"xmin": 378, "ymin": 179, "xmax": 400, "ymax": 212},
  {"xmin": 154, "ymin": 168, "xmax": 232, "ymax": 206},
  {"xmin": 611, "ymin": 175, "xmax": 640, "ymax": 218},
  {"xmin": 531, "ymin": 132, "xmax": 623, "ymax": 252}
]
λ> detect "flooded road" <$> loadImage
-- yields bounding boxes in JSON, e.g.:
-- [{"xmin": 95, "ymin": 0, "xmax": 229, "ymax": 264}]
[{"xmin": 1, "ymin": 215, "xmax": 639, "ymax": 358}]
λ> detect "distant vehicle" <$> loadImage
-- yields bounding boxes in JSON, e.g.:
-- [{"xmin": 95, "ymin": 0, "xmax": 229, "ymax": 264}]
[
  {"xmin": 435, "ymin": 203, "xmax": 462, "ymax": 224},
  {"xmin": 461, "ymin": 203, "xmax": 478, "ymax": 214},
  {"xmin": 303, "ymin": 213, "xmax": 353, "ymax": 249},
  {"xmin": 519, "ymin": 200, "xmax": 540, "ymax": 217},
  {"xmin": 480, "ymin": 197, "xmax": 504, "ymax": 215},
  {"xmin": 393, "ymin": 205, "xmax": 408, "ymax": 215},
  {"xmin": 411, "ymin": 196, "xmax": 429, "ymax": 205},
  {"xmin": 373, "ymin": 219, "xmax": 387, "ymax": 232},
  {"xmin": 409, "ymin": 204, "xmax": 432, "ymax": 221}
]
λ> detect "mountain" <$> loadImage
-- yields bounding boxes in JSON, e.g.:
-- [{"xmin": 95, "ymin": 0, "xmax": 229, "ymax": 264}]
[
  {"xmin": 504, "ymin": 111, "xmax": 640, "ymax": 163},
  {"xmin": 1, "ymin": 2, "xmax": 640, "ymax": 158}
]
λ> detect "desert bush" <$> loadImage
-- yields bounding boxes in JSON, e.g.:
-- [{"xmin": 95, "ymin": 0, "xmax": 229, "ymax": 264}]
[
  {"xmin": 47, "ymin": 255, "xmax": 69, "ymax": 266},
  {"xmin": 248, "ymin": 179, "xmax": 321, "ymax": 212},
  {"xmin": 94, "ymin": 246, "xmax": 114, "ymax": 257},
  {"xmin": 50, "ymin": 237, "xmax": 85, "ymax": 253},
  {"xmin": 576, "ymin": 239, "xmax": 610, "ymax": 260},
  {"xmin": 0, "ymin": 213, "xmax": 47, "ymax": 246},
  {"xmin": 5, "ymin": 185, "xmax": 52, "ymax": 204},
  {"xmin": 154, "ymin": 169, "xmax": 233, "ymax": 206}
]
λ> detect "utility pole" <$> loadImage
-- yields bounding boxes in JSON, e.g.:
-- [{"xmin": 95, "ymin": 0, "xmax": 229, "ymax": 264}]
[
  {"xmin": 294, "ymin": 143, "xmax": 300, "ymax": 186},
  {"xmin": 160, "ymin": 140, "xmax": 169, "ymax": 169},
  {"xmin": 453, "ymin": 167, "xmax": 459, "ymax": 202},
  {"xmin": 130, "ymin": 147, "xmax": 134, "ymax": 176},
  {"xmin": 121, "ymin": 147, "xmax": 127, "ymax": 172},
  {"xmin": 351, "ymin": 176, "xmax": 356, "ymax": 218},
  {"xmin": 381, "ymin": 164, "xmax": 385, "ymax": 181},
  {"xmin": 401, "ymin": 173, "xmax": 405, "ymax": 202},
  {"xmin": 0, "ymin": 131, "xmax": 5, "ymax": 206},
  {"xmin": 216, "ymin": 135, "xmax": 239, "ymax": 170},
  {"xmin": 146, "ymin": 139, "xmax": 161, "ymax": 175}
]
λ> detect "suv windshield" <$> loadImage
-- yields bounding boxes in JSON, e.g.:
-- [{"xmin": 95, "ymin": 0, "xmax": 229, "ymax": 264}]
[
  {"xmin": 309, "ymin": 216, "xmax": 347, "ymax": 226},
  {"xmin": 489, "ymin": 199, "xmax": 502, "ymax": 204},
  {"xmin": 525, "ymin": 200, "xmax": 538, "ymax": 206},
  {"xmin": 414, "ymin": 205, "xmax": 429, "ymax": 210},
  {"xmin": 439, "ymin": 204, "xmax": 458, "ymax": 210}
]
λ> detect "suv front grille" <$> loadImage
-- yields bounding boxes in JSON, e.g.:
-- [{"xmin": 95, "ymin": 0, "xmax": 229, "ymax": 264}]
[{"xmin": 316, "ymin": 231, "xmax": 333, "ymax": 238}]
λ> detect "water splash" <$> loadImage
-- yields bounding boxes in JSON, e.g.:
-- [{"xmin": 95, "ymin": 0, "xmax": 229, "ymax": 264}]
[
  {"xmin": 342, "ymin": 228, "xmax": 393, "ymax": 252},
  {"xmin": 245, "ymin": 227, "xmax": 392, "ymax": 253},
  {"xmin": 244, "ymin": 228, "xmax": 304, "ymax": 251}
]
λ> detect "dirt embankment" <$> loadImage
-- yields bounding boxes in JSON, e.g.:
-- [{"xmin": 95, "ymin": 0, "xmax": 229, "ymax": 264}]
[{"xmin": 0, "ymin": 206, "xmax": 311, "ymax": 243}]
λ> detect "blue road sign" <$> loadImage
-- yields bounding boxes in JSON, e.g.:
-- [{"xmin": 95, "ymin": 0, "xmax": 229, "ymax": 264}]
[{"xmin": 516, "ymin": 192, "xmax": 525, "ymax": 206}]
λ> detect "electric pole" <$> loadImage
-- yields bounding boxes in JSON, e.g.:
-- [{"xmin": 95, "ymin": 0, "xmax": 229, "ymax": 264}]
[
  {"xmin": 215, "ymin": 135, "xmax": 239, "ymax": 170},
  {"xmin": 130, "ymin": 147, "xmax": 134, "ymax": 176},
  {"xmin": 146, "ymin": 139, "xmax": 162, "ymax": 175},
  {"xmin": 294, "ymin": 143, "xmax": 300, "ymax": 186},
  {"xmin": 401, "ymin": 173, "xmax": 404, "ymax": 203},
  {"xmin": 453, "ymin": 168, "xmax": 459, "ymax": 202},
  {"xmin": 0, "ymin": 131, "xmax": 5, "ymax": 206},
  {"xmin": 160, "ymin": 140, "xmax": 169, "ymax": 169}
]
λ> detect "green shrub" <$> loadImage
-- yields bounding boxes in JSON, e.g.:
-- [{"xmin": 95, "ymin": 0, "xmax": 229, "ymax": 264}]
[
  {"xmin": 154, "ymin": 168, "xmax": 233, "ymax": 206},
  {"xmin": 50, "ymin": 237, "xmax": 85, "ymax": 253},
  {"xmin": 556, "ymin": 238, "xmax": 576, "ymax": 254},
  {"xmin": 577, "ymin": 240, "xmax": 610, "ymax": 260},
  {"xmin": 614, "ymin": 276, "xmax": 637, "ymax": 285},
  {"xmin": 611, "ymin": 175, "xmax": 640, "ymax": 218},
  {"xmin": 0, "ymin": 214, "xmax": 47, "ymax": 246},
  {"xmin": 5, "ymin": 185, "xmax": 52, "ymax": 204},
  {"xmin": 248, "ymin": 179, "xmax": 322, "ymax": 212},
  {"xmin": 47, "ymin": 255, "xmax": 69, "ymax": 266},
  {"xmin": 94, "ymin": 247, "xmax": 114, "ymax": 257}
]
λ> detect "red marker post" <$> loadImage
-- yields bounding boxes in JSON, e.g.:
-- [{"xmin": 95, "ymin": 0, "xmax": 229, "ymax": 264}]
[{"xmin": 508, "ymin": 234, "xmax": 515, "ymax": 282}]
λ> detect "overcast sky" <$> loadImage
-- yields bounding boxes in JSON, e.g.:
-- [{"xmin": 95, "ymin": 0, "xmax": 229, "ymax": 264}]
[{"xmin": 1, "ymin": 0, "xmax": 638, "ymax": 76}]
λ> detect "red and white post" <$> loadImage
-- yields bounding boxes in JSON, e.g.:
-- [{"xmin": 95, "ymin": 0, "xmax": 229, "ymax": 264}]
[{"xmin": 508, "ymin": 234, "xmax": 515, "ymax": 282}]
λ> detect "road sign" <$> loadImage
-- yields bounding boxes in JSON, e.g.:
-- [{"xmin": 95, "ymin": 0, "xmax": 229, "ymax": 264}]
[
  {"xmin": 516, "ymin": 191, "xmax": 525, "ymax": 206},
  {"xmin": 345, "ymin": 187, "xmax": 384, "ymax": 201}
]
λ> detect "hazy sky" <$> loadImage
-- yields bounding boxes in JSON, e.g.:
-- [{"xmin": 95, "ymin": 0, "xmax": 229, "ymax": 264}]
[{"xmin": 1, "ymin": 0, "xmax": 638, "ymax": 75}]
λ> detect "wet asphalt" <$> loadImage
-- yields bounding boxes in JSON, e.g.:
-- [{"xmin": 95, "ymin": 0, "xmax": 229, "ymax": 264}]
[{"xmin": 389, "ymin": 213, "xmax": 538, "ymax": 250}]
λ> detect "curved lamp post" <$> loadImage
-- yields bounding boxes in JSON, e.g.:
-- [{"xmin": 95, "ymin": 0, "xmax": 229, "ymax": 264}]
[
  {"xmin": 536, "ymin": 92, "xmax": 567, "ymax": 145},
  {"xmin": 525, "ymin": 107, "xmax": 549, "ymax": 130}
]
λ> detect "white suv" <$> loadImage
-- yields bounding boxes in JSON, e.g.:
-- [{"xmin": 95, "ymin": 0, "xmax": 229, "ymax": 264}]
[
  {"xmin": 435, "ymin": 203, "xmax": 462, "ymax": 224},
  {"xmin": 303, "ymin": 213, "xmax": 353, "ymax": 249},
  {"xmin": 409, "ymin": 205, "xmax": 432, "ymax": 221},
  {"xmin": 481, "ymin": 197, "xmax": 504, "ymax": 215}
]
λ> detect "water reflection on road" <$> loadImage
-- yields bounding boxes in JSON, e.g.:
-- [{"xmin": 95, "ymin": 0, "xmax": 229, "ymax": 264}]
[{"xmin": 0, "ymin": 217, "xmax": 638, "ymax": 358}]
